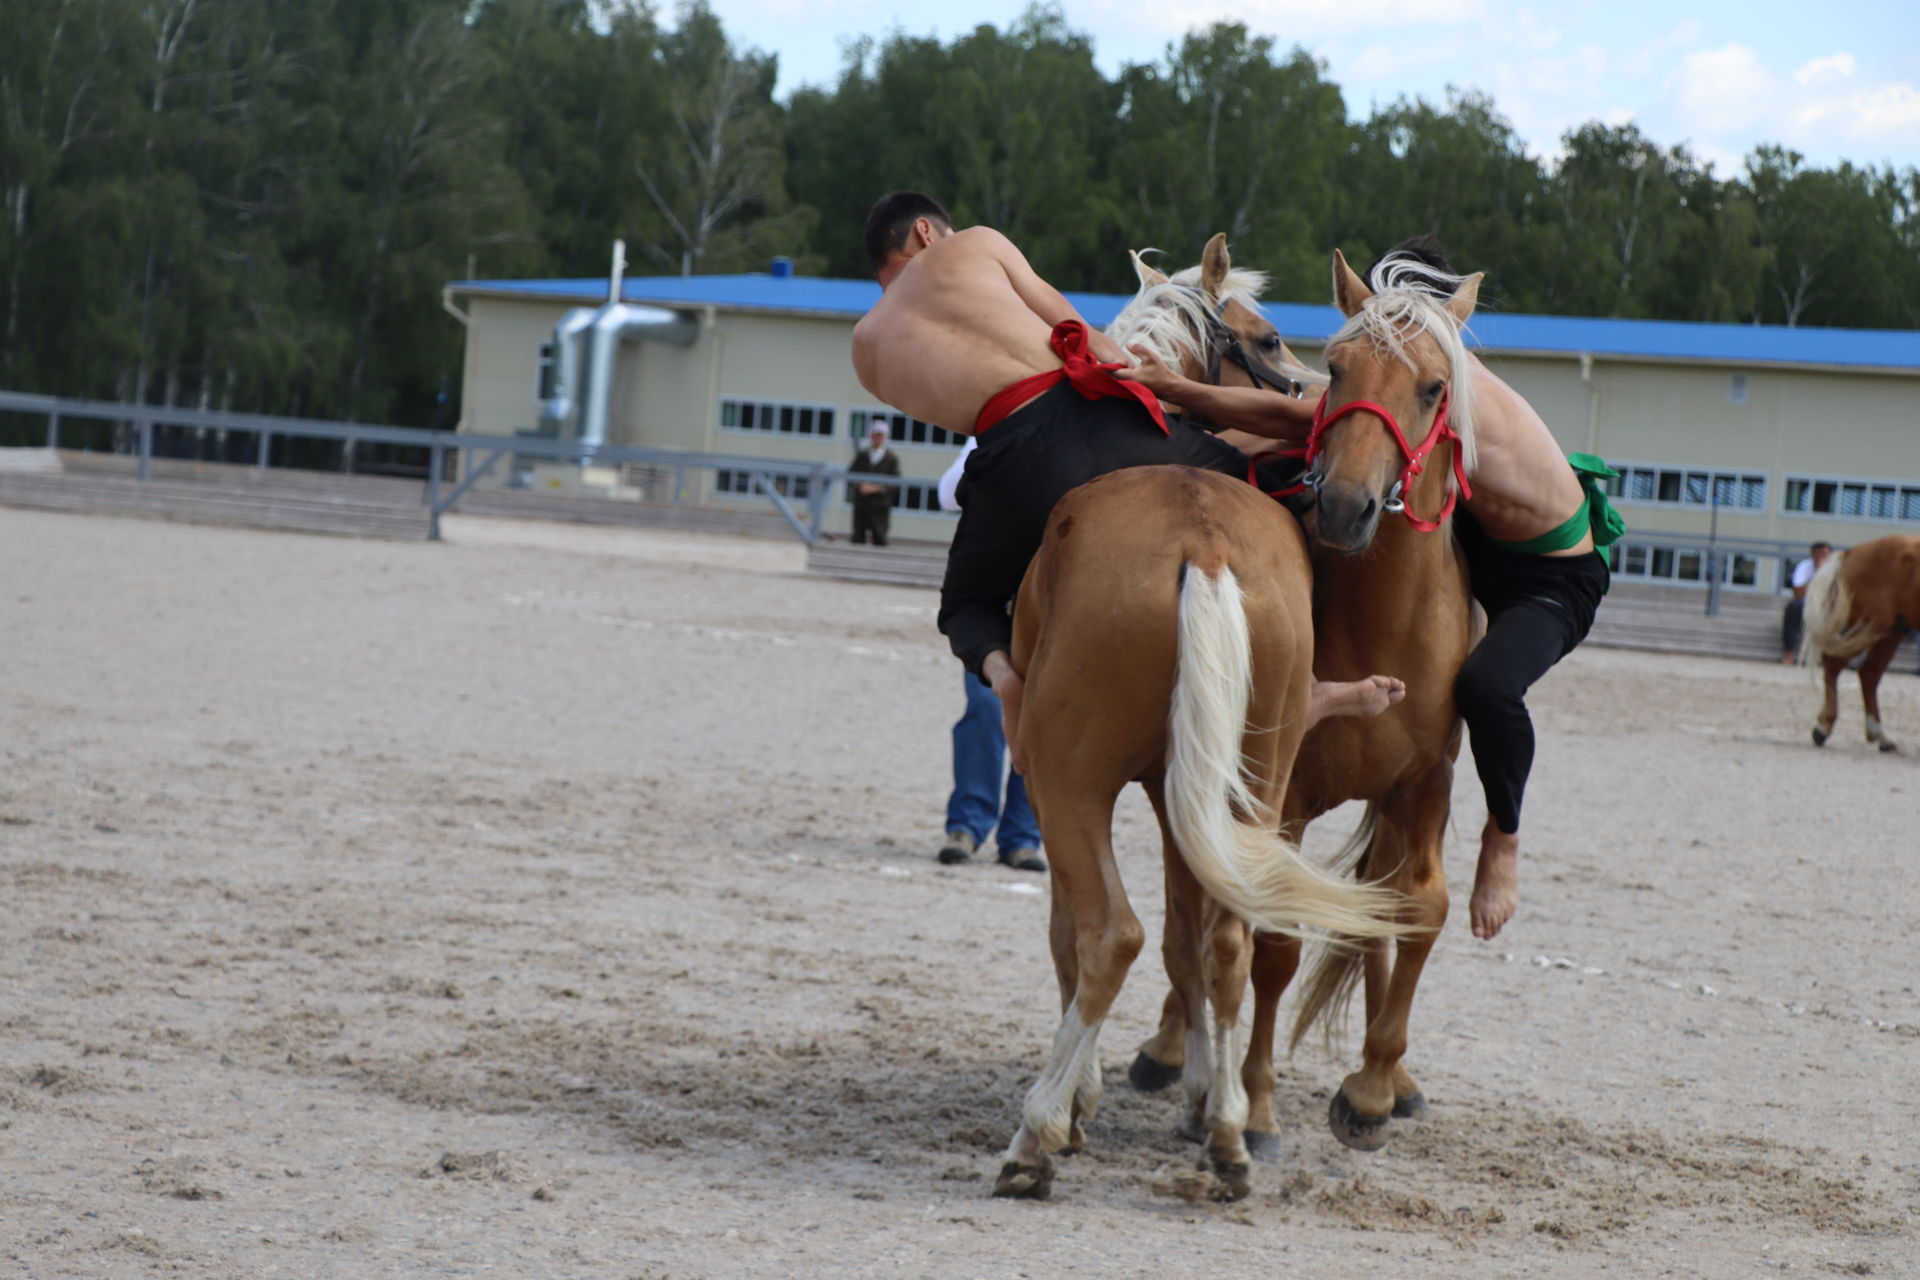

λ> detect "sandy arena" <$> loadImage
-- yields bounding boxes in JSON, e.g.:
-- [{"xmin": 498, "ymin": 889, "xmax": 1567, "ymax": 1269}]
[{"xmin": 1, "ymin": 505, "xmax": 1916, "ymax": 1278}]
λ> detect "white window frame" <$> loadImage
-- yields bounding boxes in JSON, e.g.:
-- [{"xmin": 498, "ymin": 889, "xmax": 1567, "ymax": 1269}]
[
  {"xmin": 1781, "ymin": 472, "xmax": 1920, "ymax": 524},
  {"xmin": 714, "ymin": 468, "xmax": 812, "ymax": 501},
  {"xmin": 847, "ymin": 405, "xmax": 965, "ymax": 451},
  {"xmin": 841, "ymin": 476, "xmax": 954, "ymax": 517},
  {"xmin": 1610, "ymin": 539, "xmax": 1762, "ymax": 592},
  {"xmin": 718, "ymin": 397, "xmax": 838, "ymax": 439},
  {"xmin": 1607, "ymin": 461, "xmax": 1766, "ymax": 512}
]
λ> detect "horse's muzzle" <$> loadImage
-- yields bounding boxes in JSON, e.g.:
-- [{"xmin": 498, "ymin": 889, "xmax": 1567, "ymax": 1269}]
[{"xmin": 1313, "ymin": 480, "xmax": 1382, "ymax": 553}]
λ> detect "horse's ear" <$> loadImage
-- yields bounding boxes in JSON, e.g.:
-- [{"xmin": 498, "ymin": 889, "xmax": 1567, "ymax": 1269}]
[
  {"xmin": 1447, "ymin": 272, "xmax": 1484, "ymax": 324},
  {"xmin": 1331, "ymin": 249, "xmax": 1372, "ymax": 317},
  {"xmin": 1201, "ymin": 233, "xmax": 1230, "ymax": 297},
  {"xmin": 1130, "ymin": 249, "xmax": 1168, "ymax": 289}
]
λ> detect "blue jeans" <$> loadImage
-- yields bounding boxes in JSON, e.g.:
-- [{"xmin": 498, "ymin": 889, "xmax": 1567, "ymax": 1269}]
[{"xmin": 945, "ymin": 671, "xmax": 1040, "ymax": 853}]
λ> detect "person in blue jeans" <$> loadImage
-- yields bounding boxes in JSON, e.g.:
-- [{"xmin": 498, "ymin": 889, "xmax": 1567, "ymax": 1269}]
[
  {"xmin": 939, "ymin": 670, "xmax": 1045, "ymax": 871},
  {"xmin": 934, "ymin": 437, "xmax": 1044, "ymax": 872}
]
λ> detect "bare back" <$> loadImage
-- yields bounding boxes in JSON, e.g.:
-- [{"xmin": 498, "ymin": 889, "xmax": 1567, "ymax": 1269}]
[
  {"xmin": 1464, "ymin": 355, "xmax": 1592, "ymax": 553},
  {"xmin": 852, "ymin": 228, "xmax": 1079, "ymax": 435}
]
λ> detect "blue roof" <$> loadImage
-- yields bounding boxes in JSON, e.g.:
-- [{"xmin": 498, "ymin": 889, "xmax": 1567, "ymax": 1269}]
[{"xmin": 450, "ymin": 274, "xmax": 1920, "ymax": 373}]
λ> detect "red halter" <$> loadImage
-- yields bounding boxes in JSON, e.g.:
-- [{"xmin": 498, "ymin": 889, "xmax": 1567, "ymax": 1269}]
[{"xmin": 1272, "ymin": 390, "xmax": 1471, "ymax": 533}]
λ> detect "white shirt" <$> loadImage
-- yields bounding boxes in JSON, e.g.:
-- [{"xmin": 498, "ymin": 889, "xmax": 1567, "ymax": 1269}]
[
  {"xmin": 938, "ymin": 438, "xmax": 977, "ymax": 512},
  {"xmin": 1791, "ymin": 557, "xmax": 1818, "ymax": 590}
]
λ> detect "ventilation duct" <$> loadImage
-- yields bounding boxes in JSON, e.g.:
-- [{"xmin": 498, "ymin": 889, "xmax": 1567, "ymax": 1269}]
[{"xmin": 537, "ymin": 240, "xmax": 699, "ymax": 449}]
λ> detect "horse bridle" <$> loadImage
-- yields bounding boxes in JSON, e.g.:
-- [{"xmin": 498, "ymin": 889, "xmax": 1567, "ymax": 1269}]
[
  {"xmin": 1171, "ymin": 289, "xmax": 1303, "ymax": 431},
  {"xmin": 1290, "ymin": 390, "xmax": 1473, "ymax": 533}
]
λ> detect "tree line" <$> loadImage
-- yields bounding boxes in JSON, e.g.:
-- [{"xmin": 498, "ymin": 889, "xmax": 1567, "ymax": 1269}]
[{"xmin": 4, "ymin": 0, "xmax": 1915, "ymax": 439}]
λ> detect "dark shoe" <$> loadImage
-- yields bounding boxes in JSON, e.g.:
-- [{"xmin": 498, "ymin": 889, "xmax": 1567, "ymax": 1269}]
[
  {"xmin": 998, "ymin": 847, "xmax": 1046, "ymax": 873},
  {"xmin": 938, "ymin": 830, "xmax": 978, "ymax": 865}
]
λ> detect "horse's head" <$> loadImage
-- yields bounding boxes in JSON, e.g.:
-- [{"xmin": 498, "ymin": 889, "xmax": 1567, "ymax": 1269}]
[
  {"xmin": 1110, "ymin": 234, "xmax": 1308, "ymax": 407},
  {"xmin": 1308, "ymin": 249, "xmax": 1482, "ymax": 553}
]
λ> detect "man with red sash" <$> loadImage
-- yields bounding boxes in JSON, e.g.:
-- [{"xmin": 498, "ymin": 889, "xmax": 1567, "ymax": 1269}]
[{"xmin": 850, "ymin": 192, "xmax": 1401, "ymax": 777}]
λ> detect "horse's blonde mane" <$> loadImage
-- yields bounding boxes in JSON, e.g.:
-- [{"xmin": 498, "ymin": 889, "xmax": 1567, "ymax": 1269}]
[
  {"xmin": 1327, "ymin": 259, "xmax": 1479, "ymax": 477},
  {"xmin": 1106, "ymin": 252, "xmax": 1271, "ymax": 371}
]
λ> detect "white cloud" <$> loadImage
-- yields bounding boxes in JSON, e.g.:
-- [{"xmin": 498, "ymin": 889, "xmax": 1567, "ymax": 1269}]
[{"xmin": 1793, "ymin": 53, "xmax": 1856, "ymax": 86}]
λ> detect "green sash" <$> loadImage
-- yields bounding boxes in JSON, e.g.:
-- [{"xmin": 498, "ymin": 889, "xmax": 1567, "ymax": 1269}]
[{"xmin": 1489, "ymin": 453, "xmax": 1626, "ymax": 555}]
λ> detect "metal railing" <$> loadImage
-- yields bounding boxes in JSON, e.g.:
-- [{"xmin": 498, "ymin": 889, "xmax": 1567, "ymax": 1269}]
[{"xmin": 0, "ymin": 390, "xmax": 932, "ymax": 543}]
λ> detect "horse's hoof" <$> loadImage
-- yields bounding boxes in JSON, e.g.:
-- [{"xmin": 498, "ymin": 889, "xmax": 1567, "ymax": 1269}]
[
  {"xmin": 1210, "ymin": 1160, "xmax": 1252, "ymax": 1202},
  {"xmin": 1128, "ymin": 1051, "xmax": 1182, "ymax": 1093},
  {"xmin": 1392, "ymin": 1091, "xmax": 1430, "ymax": 1121},
  {"xmin": 1244, "ymin": 1129, "xmax": 1285, "ymax": 1163},
  {"xmin": 993, "ymin": 1158, "xmax": 1053, "ymax": 1200},
  {"xmin": 1879, "ymin": 740, "xmax": 1901, "ymax": 754},
  {"xmin": 1812, "ymin": 727, "xmax": 1829, "ymax": 747},
  {"xmin": 1177, "ymin": 1105, "xmax": 1207, "ymax": 1145},
  {"xmin": 1328, "ymin": 1089, "xmax": 1392, "ymax": 1152}
]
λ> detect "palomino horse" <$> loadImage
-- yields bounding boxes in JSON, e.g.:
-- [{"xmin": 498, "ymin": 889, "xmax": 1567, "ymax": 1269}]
[
  {"xmin": 1802, "ymin": 534, "xmax": 1920, "ymax": 752},
  {"xmin": 1131, "ymin": 249, "xmax": 1480, "ymax": 1157},
  {"xmin": 989, "ymin": 243, "xmax": 1411, "ymax": 1203}
]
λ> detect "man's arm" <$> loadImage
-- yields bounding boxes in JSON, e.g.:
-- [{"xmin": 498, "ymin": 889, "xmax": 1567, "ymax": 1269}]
[
  {"xmin": 974, "ymin": 228, "xmax": 1129, "ymax": 364},
  {"xmin": 1115, "ymin": 344, "xmax": 1314, "ymax": 439}
]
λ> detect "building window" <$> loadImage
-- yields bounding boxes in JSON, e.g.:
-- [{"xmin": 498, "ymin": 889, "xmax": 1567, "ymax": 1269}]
[
  {"xmin": 849, "ymin": 407, "xmax": 964, "ymax": 449},
  {"xmin": 842, "ymin": 478, "xmax": 950, "ymax": 514},
  {"xmin": 1782, "ymin": 472, "xmax": 1920, "ymax": 523},
  {"xmin": 715, "ymin": 468, "xmax": 811, "ymax": 500},
  {"xmin": 1607, "ymin": 464, "xmax": 1765, "ymax": 510},
  {"xmin": 719, "ymin": 398, "xmax": 837, "ymax": 438},
  {"xmin": 1610, "ymin": 540, "xmax": 1759, "ymax": 590},
  {"xmin": 536, "ymin": 342, "xmax": 557, "ymax": 402},
  {"xmin": 1728, "ymin": 372, "xmax": 1748, "ymax": 405}
]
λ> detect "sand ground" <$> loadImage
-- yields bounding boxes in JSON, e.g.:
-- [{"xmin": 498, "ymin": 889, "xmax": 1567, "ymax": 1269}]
[{"xmin": 1, "ymin": 507, "xmax": 1915, "ymax": 1279}]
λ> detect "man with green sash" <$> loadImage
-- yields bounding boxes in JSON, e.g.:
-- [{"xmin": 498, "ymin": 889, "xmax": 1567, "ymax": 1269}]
[{"xmin": 1114, "ymin": 235, "xmax": 1624, "ymax": 941}]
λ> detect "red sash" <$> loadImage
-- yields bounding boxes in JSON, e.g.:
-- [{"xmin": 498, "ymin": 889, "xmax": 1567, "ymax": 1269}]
[{"xmin": 973, "ymin": 320, "xmax": 1169, "ymax": 436}]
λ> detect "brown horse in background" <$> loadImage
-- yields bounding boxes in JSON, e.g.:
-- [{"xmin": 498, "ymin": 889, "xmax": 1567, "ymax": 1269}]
[
  {"xmin": 1132, "ymin": 248, "xmax": 1480, "ymax": 1157},
  {"xmin": 1802, "ymin": 534, "xmax": 1920, "ymax": 752},
  {"xmin": 989, "ymin": 242, "xmax": 1410, "ymax": 1203}
]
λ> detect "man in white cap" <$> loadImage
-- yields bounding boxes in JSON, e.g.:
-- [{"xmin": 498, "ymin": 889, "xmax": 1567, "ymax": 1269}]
[{"xmin": 848, "ymin": 420, "xmax": 900, "ymax": 545}]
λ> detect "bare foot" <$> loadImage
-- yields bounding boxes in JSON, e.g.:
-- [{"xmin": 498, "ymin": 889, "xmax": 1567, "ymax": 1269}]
[
  {"xmin": 1306, "ymin": 674, "xmax": 1406, "ymax": 730},
  {"xmin": 1470, "ymin": 821, "xmax": 1519, "ymax": 940}
]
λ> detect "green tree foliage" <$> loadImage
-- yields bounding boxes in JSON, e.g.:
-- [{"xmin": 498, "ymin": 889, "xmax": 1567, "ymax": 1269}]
[{"xmin": 2, "ymin": 1, "xmax": 1914, "ymax": 441}]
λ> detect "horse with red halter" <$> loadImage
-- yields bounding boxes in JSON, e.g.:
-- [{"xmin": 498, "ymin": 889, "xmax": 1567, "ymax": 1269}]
[
  {"xmin": 1802, "ymin": 534, "xmax": 1920, "ymax": 752},
  {"xmin": 1131, "ymin": 248, "xmax": 1480, "ymax": 1157},
  {"xmin": 989, "ymin": 239, "xmax": 1410, "ymax": 1203}
]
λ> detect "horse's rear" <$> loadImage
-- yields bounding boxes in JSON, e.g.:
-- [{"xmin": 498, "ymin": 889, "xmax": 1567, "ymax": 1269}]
[
  {"xmin": 996, "ymin": 465, "xmax": 1404, "ymax": 1201},
  {"xmin": 1805, "ymin": 534, "xmax": 1920, "ymax": 751}
]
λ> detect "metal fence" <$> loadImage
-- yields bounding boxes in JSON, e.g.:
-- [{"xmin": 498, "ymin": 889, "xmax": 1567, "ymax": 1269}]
[{"xmin": 0, "ymin": 389, "xmax": 929, "ymax": 543}]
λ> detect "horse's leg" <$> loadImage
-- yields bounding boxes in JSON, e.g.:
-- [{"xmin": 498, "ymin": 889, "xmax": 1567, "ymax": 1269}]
[
  {"xmin": 1129, "ymin": 779, "xmax": 1190, "ymax": 1095},
  {"xmin": 994, "ymin": 777, "xmax": 1141, "ymax": 1199},
  {"xmin": 1193, "ymin": 899, "xmax": 1257, "ymax": 1200},
  {"xmin": 1238, "ymin": 924, "xmax": 1301, "ymax": 1162},
  {"xmin": 1812, "ymin": 653, "xmax": 1846, "ymax": 745},
  {"xmin": 1327, "ymin": 766, "xmax": 1451, "ymax": 1151},
  {"xmin": 1859, "ymin": 635, "xmax": 1902, "ymax": 752}
]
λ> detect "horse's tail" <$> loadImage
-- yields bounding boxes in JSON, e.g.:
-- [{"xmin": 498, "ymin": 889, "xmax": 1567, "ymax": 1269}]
[
  {"xmin": 1802, "ymin": 551, "xmax": 1881, "ymax": 662},
  {"xmin": 1163, "ymin": 564, "xmax": 1407, "ymax": 944},
  {"xmin": 1287, "ymin": 802, "xmax": 1392, "ymax": 1055}
]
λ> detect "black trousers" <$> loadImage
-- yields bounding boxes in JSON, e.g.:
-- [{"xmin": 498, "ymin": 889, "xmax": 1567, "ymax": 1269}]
[
  {"xmin": 852, "ymin": 498, "xmax": 890, "ymax": 546},
  {"xmin": 1452, "ymin": 509, "xmax": 1609, "ymax": 834},
  {"xmin": 1781, "ymin": 597, "xmax": 1805, "ymax": 654},
  {"xmin": 938, "ymin": 383, "xmax": 1287, "ymax": 678}
]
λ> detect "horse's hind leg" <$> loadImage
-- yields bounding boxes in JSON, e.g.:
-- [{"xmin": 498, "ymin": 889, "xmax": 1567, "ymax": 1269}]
[
  {"xmin": 1859, "ymin": 635, "xmax": 1902, "ymax": 752},
  {"xmin": 1130, "ymin": 780, "xmax": 1192, "ymax": 1096},
  {"xmin": 995, "ymin": 778, "xmax": 1141, "ymax": 1200},
  {"xmin": 1813, "ymin": 654, "xmax": 1846, "ymax": 746}
]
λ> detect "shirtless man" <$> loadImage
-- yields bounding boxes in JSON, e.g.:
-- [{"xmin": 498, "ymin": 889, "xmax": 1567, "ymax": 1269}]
[
  {"xmin": 1116, "ymin": 236, "xmax": 1621, "ymax": 940},
  {"xmin": 849, "ymin": 191, "xmax": 1402, "ymax": 773}
]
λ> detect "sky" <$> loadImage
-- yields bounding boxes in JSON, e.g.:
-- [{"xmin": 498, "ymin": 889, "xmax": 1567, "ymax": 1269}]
[{"xmin": 694, "ymin": 0, "xmax": 1920, "ymax": 176}]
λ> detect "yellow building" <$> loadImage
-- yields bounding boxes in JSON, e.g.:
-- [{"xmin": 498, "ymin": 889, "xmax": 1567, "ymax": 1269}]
[{"xmin": 444, "ymin": 264, "xmax": 1920, "ymax": 594}]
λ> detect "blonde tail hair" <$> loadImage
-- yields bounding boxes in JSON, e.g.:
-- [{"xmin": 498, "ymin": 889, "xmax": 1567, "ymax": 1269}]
[
  {"xmin": 1801, "ymin": 551, "xmax": 1880, "ymax": 664},
  {"xmin": 1162, "ymin": 566, "xmax": 1408, "ymax": 944}
]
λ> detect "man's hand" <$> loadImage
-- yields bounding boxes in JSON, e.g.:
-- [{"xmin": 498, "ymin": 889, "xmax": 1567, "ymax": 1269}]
[
  {"xmin": 981, "ymin": 650, "xmax": 1028, "ymax": 775},
  {"xmin": 856, "ymin": 481, "xmax": 882, "ymax": 497},
  {"xmin": 1112, "ymin": 343, "xmax": 1191, "ymax": 403}
]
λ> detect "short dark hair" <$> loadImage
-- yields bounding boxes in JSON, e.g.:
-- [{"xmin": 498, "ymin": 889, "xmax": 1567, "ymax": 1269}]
[
  {"xmin": 1365, "ymin": 234, "xmax": 1457, "ymax": 294},
  {"xmin": 863, "ymin": 192, "xmax": 952, "ymax": 271},
  {"xmin": 1812, "ymin": 541, "xmax": 1833, "ymax": 553}
]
